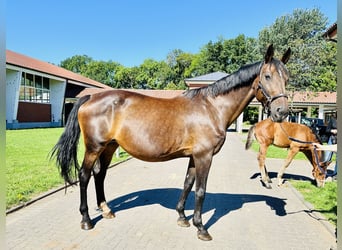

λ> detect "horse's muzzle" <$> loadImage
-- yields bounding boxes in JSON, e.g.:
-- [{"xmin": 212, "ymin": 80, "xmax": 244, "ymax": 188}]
[
  {"xmin": 270, "ymin": 109, "xmax": 289, "ymax": 122},
  {"xmin": 269, "ymin": 99, "xmax": 289, "ymax": 122}
]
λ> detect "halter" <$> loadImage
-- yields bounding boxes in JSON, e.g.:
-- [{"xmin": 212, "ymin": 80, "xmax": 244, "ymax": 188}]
[
  {"xmin": 279, "ymin": 123, "xmax": 326, "ymax": 175},
  {"xmin": 257, "ymin": 81, "xmax": 288, "ymax": 114}
]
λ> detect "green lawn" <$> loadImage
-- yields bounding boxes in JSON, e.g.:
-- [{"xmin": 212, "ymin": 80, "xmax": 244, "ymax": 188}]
[
  {"xmin": 6, "ymin": 128, "xmax": 128, "ymax": 209},
  {"xmin": 291, "ymin": 180, "xmax": 337, "ymax": 226},
  {"xmin": 248, "ymin": 140, "xmax": 307, "ymax": 160}
]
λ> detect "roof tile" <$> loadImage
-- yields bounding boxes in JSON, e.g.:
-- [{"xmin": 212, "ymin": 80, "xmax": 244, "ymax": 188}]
[{"xmin": 6, "ymin": 50, "xmax": 110, "ymax": 89}]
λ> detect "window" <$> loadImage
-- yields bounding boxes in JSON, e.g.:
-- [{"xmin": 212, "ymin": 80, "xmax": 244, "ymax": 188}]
[{"xmin": 20, "ymin": 72, "xmax": 50, "ymax": 103}]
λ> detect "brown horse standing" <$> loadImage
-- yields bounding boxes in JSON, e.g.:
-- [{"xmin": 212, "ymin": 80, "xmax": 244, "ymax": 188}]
[
  {"xmin": 51, "ymin": 45, "xmax": 290, "ymax": 241},
  {"xmin": 245, "ymin": 118, "xmax": 328, "ymax": 188}
]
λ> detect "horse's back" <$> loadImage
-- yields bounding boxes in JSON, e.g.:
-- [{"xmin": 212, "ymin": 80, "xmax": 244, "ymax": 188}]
[
  {"xmin": 77, "ymin": 89, "xmax": 191, "ymax": 137},
  {"xmin": 275, "ymin": 121, "xmax": 318, "ymax": 142},
  {"xmin": 253, "ymin": 118, "xmax": 316, "ymax": 148}
]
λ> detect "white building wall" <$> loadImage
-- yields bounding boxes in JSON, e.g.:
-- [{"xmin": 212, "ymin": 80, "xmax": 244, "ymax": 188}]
[
  {"xmin": 6, "ymin": 69, "xmax": 20, "ymax": 123},
  {"xmin": 318, "ymin": 104, "xmax": 324, "ymax": 119},
  {"xmin": 6, "ymin": 65, "xmax": 68, "ymax": 128},
  {"xmin": 50, "ymin": 79, "xmax": 66, "ymax": 124}
]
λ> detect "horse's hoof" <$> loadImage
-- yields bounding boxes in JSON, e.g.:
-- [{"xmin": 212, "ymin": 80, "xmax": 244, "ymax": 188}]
[
  {"xmin": 261, "ymin": 180, "xmax": 272, "ymax": 189},
  {"xmin": 177, "ymin": 218, "xmax": 190, "ymax": 227},
  {"xmin": 197, "ymin": 231, "xmax": 213, "ymax": 241},
  {"xmin": 99, "ymin": 202, "xmax": 115, "ymax": 219},
  {"xmin": 102, "ymin": 211, "xmax": 115, "ymax": 219},
  {"xmin": 277, "ymin": 178, "xmax": 285, "ymax": 186},
  {"xmin": 80, "ymin": 221, "xmax": 94, "ymax": 230}
]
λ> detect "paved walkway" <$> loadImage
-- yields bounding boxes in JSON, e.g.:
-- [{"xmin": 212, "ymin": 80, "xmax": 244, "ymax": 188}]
[{"xmin": 6, "ymin": 132, "xmax": 336, "ymax": 249}]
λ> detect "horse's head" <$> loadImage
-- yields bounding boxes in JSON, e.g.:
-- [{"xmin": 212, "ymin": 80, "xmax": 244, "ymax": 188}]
[
  {"xmin": 253, "ymin": 44, "xmax": 291, "ymax": 122},
  {"xmin": 312, "ymin": 165, "xmax": 327, "ymax": 188},
  {"xmin": 312, "ymin": 148, "xmax": 329, "ymax": 188}
]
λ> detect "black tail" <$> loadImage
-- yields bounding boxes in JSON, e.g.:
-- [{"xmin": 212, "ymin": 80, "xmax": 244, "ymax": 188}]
[
  {"xmin": 245, "ymin": 125, "xmax": 256, "ymax": 150},
  {"xmin": 50, "ymin": 95, "xmax": 90, "ymax": 185}
]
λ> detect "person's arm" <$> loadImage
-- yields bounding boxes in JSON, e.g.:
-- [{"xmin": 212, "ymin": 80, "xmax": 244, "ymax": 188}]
[{"xmin": 312, "ymin": 143, "xmax": 337, "ymax": 152}]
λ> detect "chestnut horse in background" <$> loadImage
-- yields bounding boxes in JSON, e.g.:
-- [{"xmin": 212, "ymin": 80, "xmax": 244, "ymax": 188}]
[
  {"xmin": 51, "ymin": 45, "xmax": 291, "ymax": 241},
  {"xmin": 245, "ymin": 118, "xmax": 328, "ymax": 188}
]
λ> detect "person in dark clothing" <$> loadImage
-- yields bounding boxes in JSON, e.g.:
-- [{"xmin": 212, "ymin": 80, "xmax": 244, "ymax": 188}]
[{"xmin": 324, "ymin": 112, "xmax": 337, "ymax": 177}]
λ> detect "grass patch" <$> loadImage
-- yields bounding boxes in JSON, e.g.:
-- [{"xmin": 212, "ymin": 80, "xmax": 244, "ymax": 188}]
[
  {"xmin": 6, "ymin": 128, "xmax": 128, "ymax": 209},
  {"xmin": 248, "ymin": 140, "xmax": 307, "ymax": 160},
  {"xmin": 290, "ymin": 180, "xmax": 337, "ymax": 226}
]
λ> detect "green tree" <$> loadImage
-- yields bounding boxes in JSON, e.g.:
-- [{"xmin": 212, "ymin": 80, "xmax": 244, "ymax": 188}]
[
  {"xmin": 187, "ymin": 35, "xmax": 260, "ymax": 77},
  {"xmin": 165, "ymin": 49, "xmax": 194, "ymax": 89},
  {"xmin": 113, "ymin": 66, "xmax": 140, "ymax": 88},
  {"xmin": 136, "ymin": 59, "xmax": 169, "ymax": 89},
  {"xmin": 186, "ymin": 38, "xmax": 224, "ymax": 76},
  {"xmin": 221, "ymin": 35, "xmax": 261, "ymax": 73},
  {"xmin": 60, "ymin": 55, "xmax": 93, "ymax": 74},
  {"xmin": 258, "ymin": 8, "xmax": 336, "ymax": 92},
  {"xmin": 82, "ymin": 61, "xmax": 120, "ymax": 87}
]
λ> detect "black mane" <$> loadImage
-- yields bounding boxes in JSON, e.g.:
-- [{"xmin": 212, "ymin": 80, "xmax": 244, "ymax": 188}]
[{"xmin": 183, "ymin": 61, "xmax": 263, "ymax": 99}]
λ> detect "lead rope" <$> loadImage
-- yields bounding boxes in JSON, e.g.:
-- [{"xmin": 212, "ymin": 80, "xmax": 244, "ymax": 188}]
[{"xmin": 279, "ymin": 123, "xmax": 326, "ymax": 175}]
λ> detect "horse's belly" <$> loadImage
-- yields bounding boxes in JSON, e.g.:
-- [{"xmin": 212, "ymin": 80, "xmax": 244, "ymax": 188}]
[
  {"xmin": 115, "ymin": 130, "xmax": 192, "ymax": 162},
  {"xmin": 273, "ymin": 133, "xmax": 291, "ymax": 148},
  {"xmin": 119, "ymin": 142, "xmax": 190, "ymax": 162}
]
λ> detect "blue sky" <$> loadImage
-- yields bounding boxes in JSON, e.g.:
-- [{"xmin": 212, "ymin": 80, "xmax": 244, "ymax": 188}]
[{"xmin": 6, "ymin": 0, "xmax": 337, "ymax": 67}]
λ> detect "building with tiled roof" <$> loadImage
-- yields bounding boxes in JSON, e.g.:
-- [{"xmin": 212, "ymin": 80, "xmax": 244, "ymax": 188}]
[
  {"xmin": 6, "ymin": 50, "xmax": 111, "ymax": 129},
  {"xmin": 323, "ymin": 22, "xmax": 337, "ymax": 42},
  {"xmin": 185, "ymin": 72, "xmax": 228, "ymax": 89}
]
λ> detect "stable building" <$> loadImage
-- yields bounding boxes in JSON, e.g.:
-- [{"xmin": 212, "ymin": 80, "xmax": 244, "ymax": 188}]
[{"xmin": 6, "ymin": 50, "xmax": 111, "ymax": 129}]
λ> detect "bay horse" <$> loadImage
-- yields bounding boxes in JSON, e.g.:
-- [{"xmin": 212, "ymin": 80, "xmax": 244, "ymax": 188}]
[
  {"xmin": 245, "ymin": 118, "xmax": 328, "ymax": 189},
  {"xmin": 51, "ymin": 45, "xmax": 291, "ymax": 241}
]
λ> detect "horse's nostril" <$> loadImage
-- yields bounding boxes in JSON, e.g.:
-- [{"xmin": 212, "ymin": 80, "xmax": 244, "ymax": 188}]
[
  {"xmin": 277, "ymin": 106, "xmax": 286, "ymax": 113},
  {"xmin": 275, "ymin": 106, "xmax": 288, "ymax": 121}
]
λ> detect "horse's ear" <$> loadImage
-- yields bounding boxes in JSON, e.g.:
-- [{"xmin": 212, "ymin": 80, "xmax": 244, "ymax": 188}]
[
  {"xmin": 281, "ymin": 48, "xmax": 291, "ymax": 64},
  {"xmin": 265, "ymin": 44, "xmax": 274, "ymax": 63}
]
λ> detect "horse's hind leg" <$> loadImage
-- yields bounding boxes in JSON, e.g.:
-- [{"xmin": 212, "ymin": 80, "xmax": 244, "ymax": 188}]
[
  {"xmin": 79, "ymin": 151, "xmax": 99, "ymax": 230},
  {"xmin": 94, "ymin": 142, "xmax": 118, "ymax": 219},
  {"xmin": 176, "ymin": 157, "xmax": 195, "ymax": 228}
]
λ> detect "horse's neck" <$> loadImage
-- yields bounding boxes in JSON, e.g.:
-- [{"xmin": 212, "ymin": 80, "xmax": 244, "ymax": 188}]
[{"xmin": 211, "ymin": 84, "xmax": 255, "ymax": 129}]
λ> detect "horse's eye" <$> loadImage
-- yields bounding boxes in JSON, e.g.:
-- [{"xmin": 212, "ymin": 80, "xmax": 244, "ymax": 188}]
[{"xmin": 265, "ymin": 74, "xmax": 271, "ymax": 80}]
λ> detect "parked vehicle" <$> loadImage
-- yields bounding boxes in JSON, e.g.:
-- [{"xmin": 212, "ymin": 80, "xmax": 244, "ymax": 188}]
[{"xmin": 289, "ymin": 116, "xmax": 329, "ymax": 143}]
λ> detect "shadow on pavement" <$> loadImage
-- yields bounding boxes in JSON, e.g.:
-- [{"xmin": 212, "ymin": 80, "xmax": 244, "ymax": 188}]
[
  {"xmin": 92, "ymin": 188, "xmax": 287, "ymax": 230},
  {"xmin": 250, "ymin": 171, "xmax": 315, "ymax": 183}
]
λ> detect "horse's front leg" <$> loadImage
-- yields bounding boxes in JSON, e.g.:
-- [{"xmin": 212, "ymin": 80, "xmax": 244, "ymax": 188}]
[
  {"xmin": 192, "ymin": 154, "xmax": 213, "ymax": 241},
  {"xmin": 258, "ymin": 145, "xmax": 272, "ymax": 188},
  {"xmin": 176, "ymin": 157, "xmax": 195, "ymax": 227},
  {"xmin": 277, "ymin": 148, "xmax": 297, "ymax": 186}
]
